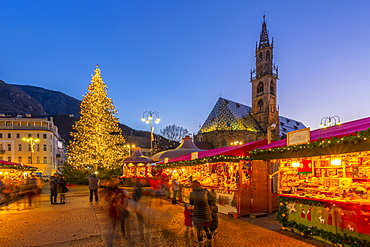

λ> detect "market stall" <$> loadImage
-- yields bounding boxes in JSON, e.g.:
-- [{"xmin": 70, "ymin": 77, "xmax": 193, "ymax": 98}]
[
  {"xmin": 0, "ymin": 160, "xmax": 38, "ymax": 203},
  {"xmin": 156, "ymin": 139, "xmax": 269, "ymax": 217},
  {"xmin": 251, "ymin": 117, "xmax": 370, "ymax": 246},
  {"xmin": 122, "ymin": 148, "xmax": 154, "ymax": 187}
]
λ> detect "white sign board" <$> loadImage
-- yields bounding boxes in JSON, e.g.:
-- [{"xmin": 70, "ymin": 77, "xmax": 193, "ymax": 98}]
[
  {"xmin": 287, "ymin": 128, "xmax": 310, "ymax": 146},
  {"xmin": 191, "ymin": 152, "xmax": 198, "ymax": 160}
]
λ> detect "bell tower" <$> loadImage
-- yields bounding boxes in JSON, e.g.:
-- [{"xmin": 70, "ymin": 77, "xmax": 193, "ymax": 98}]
[{"xmin": 250, "ymin": 16, "xmax": 280, "ymax": 140}]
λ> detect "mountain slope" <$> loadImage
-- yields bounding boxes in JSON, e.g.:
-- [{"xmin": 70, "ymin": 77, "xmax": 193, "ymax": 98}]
[
  {"xmin": 11, "ymin": 84, "xmax": 81, "ymax": 116},
  {"xmin": 0, "ymin": 80, "xmax": 46, "ymax": 115}
]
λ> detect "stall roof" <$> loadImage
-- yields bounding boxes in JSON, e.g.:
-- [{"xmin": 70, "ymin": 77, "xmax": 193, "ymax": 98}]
[
  {"xmin": 257, "ymin": 116, "xmax": 370, "ymax": 151},
  {"xmin": 157, "ymin": 139, "xmax": 267, "ymax": 164},
  {"xmin": 0, "ymin": 160, "xmax": 37, "ymax": 170}
]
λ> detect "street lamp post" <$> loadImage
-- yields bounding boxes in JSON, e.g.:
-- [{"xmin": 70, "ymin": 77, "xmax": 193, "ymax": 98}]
[
  {"xmin": 124, "ymin": 144, "xmax": 136, "ymax": 156},
  {"xmin": 22, "ymin": 137, "xmax": 40, "ymax": 164},
  {"xmin": 320, "ymin": 116, "xmax": 341, "ymax": 128},
  {"xmin": 141, "ymin": 111, "xmax": 160, "ymax": 156}
]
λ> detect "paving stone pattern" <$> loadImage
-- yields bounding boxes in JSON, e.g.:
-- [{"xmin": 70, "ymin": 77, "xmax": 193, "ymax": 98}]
[{"xmin": 0, "ymin": 186, "xmax": 331, "ymax": 247}]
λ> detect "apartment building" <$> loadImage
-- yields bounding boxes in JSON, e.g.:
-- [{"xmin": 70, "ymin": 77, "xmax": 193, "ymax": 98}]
[{"xmin": 0, "ymin": 115, "xmax": 66, "ymax": 175}]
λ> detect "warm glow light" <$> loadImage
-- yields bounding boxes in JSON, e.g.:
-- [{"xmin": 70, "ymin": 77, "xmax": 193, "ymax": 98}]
[
  {"xmin": 148, "ymin": 116, "xmax": 153, "ymax": 120},
  {"xmin": 94, "ymin": 171, "xmax": 98, "ymax": 174},
  {"xmin": 331, "ymin": 159, "xmax": 342, "ymax": 166},
  {"xmin": 291, "ymin": 162, "xmax": 300, "ymax": 167},
  {"xmin": 141, "ymin": 118, "xmax": 145, "ymax": 122}
]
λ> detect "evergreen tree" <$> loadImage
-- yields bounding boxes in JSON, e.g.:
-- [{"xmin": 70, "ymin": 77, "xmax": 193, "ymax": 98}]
[{"xmin": 67, "ymin": 65, "xmax": 127, "ymax": 172}]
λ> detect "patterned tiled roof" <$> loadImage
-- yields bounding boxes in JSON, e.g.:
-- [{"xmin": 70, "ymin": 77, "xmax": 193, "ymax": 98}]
[{"xmin": 199, "ymin": 97, "xmax": 306, "ymax": 137}]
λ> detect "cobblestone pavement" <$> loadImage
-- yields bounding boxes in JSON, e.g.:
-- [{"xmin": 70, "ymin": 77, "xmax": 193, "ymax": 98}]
[{"xmin": 0, "ymin": 186, "xmax": 331, "ymax": 247}]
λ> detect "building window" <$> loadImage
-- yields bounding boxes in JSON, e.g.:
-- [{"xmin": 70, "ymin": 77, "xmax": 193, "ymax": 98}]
[
  {"xmin": 257, "ymin": 82, "xmax": 264, "ymax": 93},
  {"xmin": 258, "ymin": 52, "xmax": 262, "ymax": 62},
  {"xmin": 16, "ymin": 133, "xmax": 20, "ymax": 138},
  {"xmin": 36, "ymin": 157, "xmax": 40, "ymax": 164},
  {"xmin": 43, "ymin": 134, "xmax": 47, "ymax": 139},
  {"xmin": 0, "ymin": 133, "xmax": 2, "ymax": 138},
  {"xmin": 28, "ymin": 134, "xmax": 32, "ymax": 138},
  {"xmin": 7, "ymin": 144, "xmax": 11, "ymax": 151},
  {"xmin": 266, "ymin": 51, "xmax": 270, "ymax": 60},
  {"xmin": 8, "ymin": 157, "xmax": 11, "ymax": 162},
  {"xmin": 36, "ymin": 134, "xmax": 40, "ymax": 138},
  {"xmin": 28, "ymin": 144, "xmax": 31, "ymax": 152},
  {"xmin": 18, "ymin": 157, "xmax": 22, "ymax": 163},
  {"xmin": 0, "ymin": 144, "xmax": 3, "ymax": 151},
  {"xmin": 43, "ymin": 145, "xmax": 47, "ymax": 151},
  {"xmin": 18, "ymin": 144, "xmax": 22, "ymax": 151},
  {"xmin": 50, "ymin": 134, "xmax": 52, "ymax": 139},
  {"xmin": 28, "ymin": 156, "xmax": 32, "ymax": 163},
  {"xmin": 7, "ymin": 133, "xmax": 11, "ymax": 138},
  {"xmin": 43, "ymin": 157, "xmax": 47, "ymax": 164},
  {"xmin": 258, "ymin": 99, "xmax": 264, "ymax": 112},
  {"xmin": 36, "ymin": 144, "xmax": 40, "ymax": 152}
]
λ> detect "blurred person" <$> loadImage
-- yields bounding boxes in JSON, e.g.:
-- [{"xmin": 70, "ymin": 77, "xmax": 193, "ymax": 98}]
[
  {"xmin": 57, "ymin": 176, "xmax": 69, "ymax": 204},
  {"xmin": 88, "ymin": 173, "xmax": 99, "ymax": 203},
  {"xmin": 3, "ymin": 178, "xmax": 14, "ymax": 209},
  {"xmin": 132, "ymin": 177, "xmax": 142, "ymax": 202},
  {"xmin": 104, "ymin": 185, "xmax": 130, "ymax": 246},
  {"xmin": 184, "ymin": 203, "xmax": 195, "ymax": 239},
  {"xmin": 0, "ymin": 176, "xmax": 4, "ymax": 210},
  {"xmin": 208, "ymin": 189, "xmax": 219, "ymax": 238},
  {"xmin": 189, "ymin": 180, "xmax": 213, "ymax": 247},
  {"xmin": 25, "ymin": 175, "xmax": 37, "ymax": 206},
  {"xmin": 171, "ymin": 178, "xmax": 181, "ymax": 204},
  {"xmin": 50, "ymin": 173, "xmax": 59, "ymax": 204}
]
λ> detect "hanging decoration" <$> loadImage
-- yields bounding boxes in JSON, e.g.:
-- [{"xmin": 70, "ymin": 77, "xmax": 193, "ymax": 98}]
[
  {"xmin": 251, "ymin": 128, "xmax": 370, "ymax": 156},
  {"xmin": 156, "ymin": 155, "xmax": 250, "ymax": 169}
]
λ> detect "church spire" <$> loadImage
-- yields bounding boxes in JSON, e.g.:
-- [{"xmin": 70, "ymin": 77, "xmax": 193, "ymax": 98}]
[{"xmin": 258, "ymin": 15, "xmax": 270, "ymax": 49}]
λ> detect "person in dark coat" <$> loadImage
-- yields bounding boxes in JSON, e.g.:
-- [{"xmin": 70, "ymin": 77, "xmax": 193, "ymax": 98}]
[
  {"xmin": 49, "ymin": 173, "xmax": 59, "ymax": 204},
  {"xmin": 57, "ymin": 176, "xmax": 68, "ymax": 204},
  {"xmin": 88, "ymin": 173, "xmax": 100, "ymax": 202},
  {"xmin": 208, "ymin": 189, "xmax": 218, "ymax": 238},
  {"xmin": 189, "ymin": 180, "xmax": 213, "ymax": 247}
]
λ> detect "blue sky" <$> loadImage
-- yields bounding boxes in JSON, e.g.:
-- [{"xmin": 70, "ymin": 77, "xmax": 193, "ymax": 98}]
[{"xmin": 1, "ymin": 1, "xmax": 370, "ymax": 135}]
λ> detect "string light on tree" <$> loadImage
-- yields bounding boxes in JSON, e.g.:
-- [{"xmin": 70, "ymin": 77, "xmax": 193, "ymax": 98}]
[{"xmin": 67, "ymin": 65, "xmax": 127, "ymax": 171}]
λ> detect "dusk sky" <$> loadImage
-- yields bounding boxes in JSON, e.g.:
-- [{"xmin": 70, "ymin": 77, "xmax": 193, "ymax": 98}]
[{"xmin": 1, "ymin": 1, "xmax": 370, "ymax": 135}]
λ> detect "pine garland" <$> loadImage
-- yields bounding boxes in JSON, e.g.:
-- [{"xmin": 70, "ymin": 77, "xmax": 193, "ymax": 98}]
[
  {"xmin": 156, "ymin": 155, "xmax": 250, "ymax": 168},
  {"xmin": 0, "ymin": 164, "xmax": 37, "ymax": 171},
  {"xmin": 251, "ymin": 128, "xmax": 370, "ymax": 156}
]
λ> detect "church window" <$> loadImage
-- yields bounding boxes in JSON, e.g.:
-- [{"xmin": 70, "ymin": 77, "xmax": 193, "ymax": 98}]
[
  {"xmin": 258, "ymin": 52, "xmax": 262, "ymax": 62},
  {"xmin": 266, "ymin": 51, "xmax": 270, "ymax": 60},
  {"xmin": 270, "ymin": 82, "xmax": 275, "ymax": 94},
  {"xmin": 257, "ymin": 82, "xmax": 264, "ymax": 93},
  {"xmin": 257, "ymin": 99, "xmax": 264, "ymax": 112}
]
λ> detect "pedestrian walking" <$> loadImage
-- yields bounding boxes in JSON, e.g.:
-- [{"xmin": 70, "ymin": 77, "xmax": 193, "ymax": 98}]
[
  {"xmin": 50, "ymin": 173, "xmax": 59, "ymax": 204},
  {"xmin": 88, "ymin": 173, "xmax": 99, "ymax": 203},
  {"xmin": 132, "ymin": 177, "xmax": 142, "ymax": 202},
  {"xmin": 184, "ymin": 203, "xmax": 195, "ymax": 239},
  {"xmin": 25, "ymin": 175, "xmax": 37, "ymax": 206},
  {"xmin": 171, "ymin": 178, "xmax": 180, "ymax": 204},
  {"xmin": 189, "ymin": 180, "xmax": 213, "ymax": 247},
  {"xmin": 0, "ymin": 176, "xmax": 4, "ymax": 210},
  {"xmin": 208, "ymin": 189, "xmax": 219, "ymax": 238},
  {"xmin": 57, "ymin": 176, "xmax": 69, "ymax": 204},
  {"xmin": 104, "ymin": 186, "xmax": 129, "ymax": 246}
]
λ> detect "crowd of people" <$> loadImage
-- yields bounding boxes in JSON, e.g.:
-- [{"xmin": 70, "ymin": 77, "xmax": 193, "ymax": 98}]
[
  {"xmin": 0, "ymin": 174, "xmax": 44, "ymax": 209},
  {"xmin": 1, "ymin": 171, "xmax": 220, "ymax": 247}
]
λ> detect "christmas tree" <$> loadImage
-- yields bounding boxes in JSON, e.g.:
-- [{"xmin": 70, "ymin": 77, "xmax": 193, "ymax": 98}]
[{"xmin": 67, "ymin": 65, "xmax": 127, "ymax": 172}]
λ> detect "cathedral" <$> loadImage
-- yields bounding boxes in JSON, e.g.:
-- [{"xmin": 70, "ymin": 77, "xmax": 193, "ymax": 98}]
[{"xmin": 195, "ymin": 17, "xmax": 306, "ymax": 149}]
